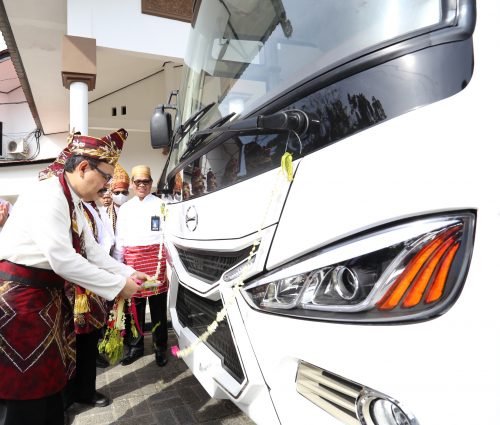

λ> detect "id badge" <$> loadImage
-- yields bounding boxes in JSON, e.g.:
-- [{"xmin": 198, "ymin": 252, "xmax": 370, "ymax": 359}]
[{"xmin": 151, "ymin": 215, "xmax": 160, "ymax": 231}]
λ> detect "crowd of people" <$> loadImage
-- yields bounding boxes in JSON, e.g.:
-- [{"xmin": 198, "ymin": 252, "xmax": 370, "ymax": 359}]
[{"xmin": 0, "ymin": 129, "xmax": 171, "ymax": 425}]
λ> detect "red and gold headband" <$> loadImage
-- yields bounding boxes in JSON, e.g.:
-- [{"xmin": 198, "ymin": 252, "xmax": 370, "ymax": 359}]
[{"xmin": 39, "ymin": 128, "xmax": 127, "ymax": 181}]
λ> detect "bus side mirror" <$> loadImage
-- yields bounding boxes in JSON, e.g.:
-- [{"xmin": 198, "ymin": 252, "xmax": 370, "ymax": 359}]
[{"xmin": 150, "ymin": 105, "xmax": 173, "ymax": 149}]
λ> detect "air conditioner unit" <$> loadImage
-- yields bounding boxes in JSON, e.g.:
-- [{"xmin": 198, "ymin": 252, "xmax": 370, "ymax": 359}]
[{"xmin": 6, "ymin": 139, "xmax": 26, "ymax": 155}]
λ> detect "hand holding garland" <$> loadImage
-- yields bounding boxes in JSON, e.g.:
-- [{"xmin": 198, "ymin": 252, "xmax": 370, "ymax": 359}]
[{"xmin": 98, "ymin": 271, "xmax": 150, "ymax": 364}]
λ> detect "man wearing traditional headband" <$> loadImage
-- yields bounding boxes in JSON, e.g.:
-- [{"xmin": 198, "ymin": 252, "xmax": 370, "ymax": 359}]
[
  {"xmin": 105, "ymin": 163, "xmax": 130, "ymax": 234},
  {"xmin": 113, "ymin": 164, "xmax": 169, "ymax": 367},
  {"xmin": 0, "ymin": 129, "xmax": 149, "ymax": 425}
]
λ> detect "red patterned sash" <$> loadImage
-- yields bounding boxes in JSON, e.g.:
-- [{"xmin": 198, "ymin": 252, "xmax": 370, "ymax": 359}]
[
  {"xmin": 0, "ymin": 260, "xmax": 75, "ymax": 399},
  {"xmin": 0, "ymin": 260, "xmax": 64, "ymax": 287},
  {"xmin": 123, "ymin": 244, "xmax": 168, "ymax": 298},
  {"xmin": 59, "ymin": 174, "xmax": 108, "ymax": 334}
]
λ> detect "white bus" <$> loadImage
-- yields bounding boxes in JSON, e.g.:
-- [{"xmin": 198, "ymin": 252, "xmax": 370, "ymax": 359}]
[{"xmin": 152, "ymin": 1, "xmax": 500, "ymax": 424}]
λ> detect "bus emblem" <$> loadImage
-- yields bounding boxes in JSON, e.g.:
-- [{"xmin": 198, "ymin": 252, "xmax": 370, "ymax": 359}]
[{"xmin": 185, "ymin": 206, "xmax": 198, "ymax": 231}]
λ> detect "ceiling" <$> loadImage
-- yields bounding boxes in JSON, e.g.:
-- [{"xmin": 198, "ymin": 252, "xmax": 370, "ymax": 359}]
[{"xmin": 0, "ymin": 56, "xmax": 19, "ymax": 93}]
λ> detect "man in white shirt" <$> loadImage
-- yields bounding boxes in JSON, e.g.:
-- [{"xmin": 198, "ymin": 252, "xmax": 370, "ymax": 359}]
[
  {"xmin": 87, "ymin": 196, "xmax": 115, "ymax": 255},
  {"xmin": 113, "ymin": 165, "xmax": 169, "ymax": 367},
  {"xmin": 0, "ymin": 129, "xmax": 147, "ymax": 425}
]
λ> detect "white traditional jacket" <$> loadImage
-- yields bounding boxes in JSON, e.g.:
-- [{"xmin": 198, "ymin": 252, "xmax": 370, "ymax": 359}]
[{"xmin": 0, "ymin": 176, "xmax": 134, "ymax": 300}]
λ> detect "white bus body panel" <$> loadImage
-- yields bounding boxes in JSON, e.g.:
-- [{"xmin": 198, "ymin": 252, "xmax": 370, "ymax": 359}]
[
  {"xmin": 168, "ymin": 2, "xmax": 500, "ymax": 424},
  {"xmin": 237, "ymin": 3, "xmax": 500, "ymax": 422}
]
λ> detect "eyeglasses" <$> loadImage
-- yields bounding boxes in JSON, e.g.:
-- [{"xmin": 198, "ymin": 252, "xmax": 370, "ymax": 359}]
[
  {"xmin": 90, "ymin": 164, "xmax": 113, "ymax": 183},
  {"xmin": 133, "ymin": 179, "xmax": 152, "ymax": 187},
  {"xmin": 113, "ymin": 190, "xmax": 129, "ymax": 195}
]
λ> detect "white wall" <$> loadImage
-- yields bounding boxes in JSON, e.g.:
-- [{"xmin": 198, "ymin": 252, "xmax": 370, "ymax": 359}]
[
  {"xmin": 89, "ymin": 63, "xmax": 183, "ymax": 187},
  {"xmin": 67, "ymin": 0, "xmax": 190, "ymax": 59},
  {"xmin": 0, "ymin": 133, "xmax": 68, "ymax": 201},
  {"xmin": 0, "ymin": 1, "xmax": 189, "ymax": 202},
  {"xmin": 0, "ymin": 88, "xmax": 33, "ymax": 137},
  {"xmin": 0, "ymin": 77, "xmax": 68, "ymax": 162},
  {"xmin": 0, "ymin": 32, "xmax": 6, "ymax": 51},
  {"xmin": 0, "ymin": 55, "xmax": 68, "ymax": 201}
]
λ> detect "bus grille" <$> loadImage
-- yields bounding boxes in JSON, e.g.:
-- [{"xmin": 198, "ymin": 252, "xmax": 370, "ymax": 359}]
[
  {"xmin": 296, "ymin": 361, "xmax": 362, "ymax": 425},
  {"xmin": 176, "ymin": 246, "xmax": 253, "ymax": 283},
  {"xmin": 176, "ymin": 284, "xmax": 245, "ymax": 383}
]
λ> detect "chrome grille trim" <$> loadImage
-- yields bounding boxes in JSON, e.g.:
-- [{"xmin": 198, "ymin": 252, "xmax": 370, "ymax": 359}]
[
  {"xmin": 175, "ymin": 245, "xmax": 255, "ymax": 283},
  {"xmin": 296, "ymin": 361, "xmax": 361, "ymax": 425}
]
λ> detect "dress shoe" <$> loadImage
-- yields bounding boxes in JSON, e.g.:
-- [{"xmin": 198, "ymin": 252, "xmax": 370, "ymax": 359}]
[
  {"xmin": 120, "ymin": 349, "xmax": 144, "ymax": 366},
  {"xmin": 75, "ymin": 391, "xmax": 110, "ymax": 408},
  {"xmin": 96, "ymin": 353, "xmax": 110, "ymax": 368},
  {"xmin": 155, "ymin": 349, "xmax": 168, "ymax": 367}
]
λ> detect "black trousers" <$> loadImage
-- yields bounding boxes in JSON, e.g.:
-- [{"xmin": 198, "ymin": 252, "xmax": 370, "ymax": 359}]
[
  {"xmin": 0, "ymin": 392, "xmax": 64, "ymax": 425},
  {"xmin": 126, "ymin": 292, "xmax": 168, "ymax": 352},
  {"xmin": 64, "ymin": 328, "xmax": 100, "ymax": 406}
]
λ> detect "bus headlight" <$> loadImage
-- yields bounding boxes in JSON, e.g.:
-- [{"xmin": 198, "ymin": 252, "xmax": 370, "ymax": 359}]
[{"xmin": 242, "ymin": 212, "xmax": 474, "ymax": 323}]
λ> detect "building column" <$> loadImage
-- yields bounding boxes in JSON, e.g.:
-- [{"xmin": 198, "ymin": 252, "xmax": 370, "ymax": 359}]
[
  {"xmin": 61, "ymin": 35, "xmax": 96, "ymax": 134},
  {"xmin": 69, "ymin": 81, "xmax": 89, "ymax": 134}
]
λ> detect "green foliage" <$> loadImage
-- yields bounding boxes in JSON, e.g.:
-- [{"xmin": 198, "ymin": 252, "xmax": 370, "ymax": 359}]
[
  {"xmin": 98, "ymin": 327, "xmax": 124, "ymax": 365},
  {"xmin": 151, "ymin": 321, "xmax": 161, "ymax": 333}
]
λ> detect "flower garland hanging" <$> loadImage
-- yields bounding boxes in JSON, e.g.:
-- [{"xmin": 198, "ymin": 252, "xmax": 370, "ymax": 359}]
[
  {"xmin": 98, "ymin": 297, "xmax": 139, "ymax": 364},
  {"xmin": 171, "ymin": 151, "xmax": 295, "ymax": 359},
  {"xmin": 139, "ymin": 201, "xmax": 168, "ymax": 291}
]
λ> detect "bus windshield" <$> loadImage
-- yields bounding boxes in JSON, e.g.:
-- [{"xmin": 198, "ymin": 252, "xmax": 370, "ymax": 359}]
[{"xmin": 168, "ymin": 0, "xmax": 452, "ymax": 174}]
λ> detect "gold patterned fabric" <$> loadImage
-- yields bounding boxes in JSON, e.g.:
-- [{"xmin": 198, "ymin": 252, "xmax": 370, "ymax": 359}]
[
  {"xmin": 39, "ymin": 128, "xmax": 128, "ymax": 181},
  {"xmin": 111, "ymin": 163, "xmax": 130, "ymax": 191}
]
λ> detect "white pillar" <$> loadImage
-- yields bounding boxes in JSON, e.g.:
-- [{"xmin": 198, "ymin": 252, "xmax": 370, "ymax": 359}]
[{"xmin": 69, "ymin": 81, "xmax": 88, "ymax": 134}]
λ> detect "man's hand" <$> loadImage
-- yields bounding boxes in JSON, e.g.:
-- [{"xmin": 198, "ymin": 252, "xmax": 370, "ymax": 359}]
[
  {"xmin": 0, "ymin": 204, "xmax": 9, "ymax": 227},
  {"xmin": 130, "ymin": 271, "xmax": 151, "ymax": 283},
  {"xmin": 119, "ymin": 277, "xmax": 140, "ymax": 299}
]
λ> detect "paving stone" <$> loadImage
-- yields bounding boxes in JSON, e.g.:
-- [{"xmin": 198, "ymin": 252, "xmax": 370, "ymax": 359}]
[
  {"xmin": 193, "ymin": 399, "xmax": 241, "ymax": 422},
  {"xmin": 129, "ymin": 395, "xmax": 153, "ymax": 417},
  {"xmin": 147, "ymin": 388, "xmax": 178, "ymax": 408},
  {"xmin": 110, "ymin": 399, "xmax": 132, "ymax": 419},
  {"xmin": 153, "ymin": 408, "xmax": 178, "ymax": 425},
  {"xmin": 171, "ymin": 405, "xmax": 197, "ymax": 425},
  {"xmin": 73, "ymin": 410, "xmax": 115, "ymax": 425},
  {"xmin": 177, "ymin": 385, "xmax": 205, "ymax": 405},
  {"xmin": 112, "ymin": 412, "xmax": 158, "ymax": 425},
  {"xmin": 219, "ymin": 415, "xmax": 256, "ymax": 425},
  {"xmin": 140, "ymin": 382, "xmax": 160, "ymax": 397},
  {"xmin": 71, "ymin": 332, "xmax": 255, "ymax": 425}
]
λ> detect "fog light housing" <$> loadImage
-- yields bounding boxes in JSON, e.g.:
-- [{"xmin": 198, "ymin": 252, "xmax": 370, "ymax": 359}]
[{"xmin": 357, "ymin": 391, "xmax": 419, "ymax": 425}]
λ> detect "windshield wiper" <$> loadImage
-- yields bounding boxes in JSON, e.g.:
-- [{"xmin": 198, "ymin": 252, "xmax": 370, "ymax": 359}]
[
  {"xmin": 209, "ymin": 112, "xmax": 236, "ymax": 129},
  {"xmin": 175, "ymin": 102, "xmax": 216, "ymax": 140},
  {"xmin": 177, "ymin": 109, "xmax": 316, "ymax": 165},
  {"xmin": 180, "ymin": 112, "xmax": 237, "ymax": 161}
]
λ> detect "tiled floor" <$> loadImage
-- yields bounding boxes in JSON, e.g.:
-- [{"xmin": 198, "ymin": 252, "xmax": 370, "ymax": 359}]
[{"xmin": 66, "ymin": 331, "xmax": 255, "ymax": 425}]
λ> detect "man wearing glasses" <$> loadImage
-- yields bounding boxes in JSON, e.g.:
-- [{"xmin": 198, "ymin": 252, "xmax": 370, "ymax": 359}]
[
  {"xmin": 0, "ymin": 129, "xmax": 148, "ymax": 425},
  {"xmin": 113, "ymin": 165, "xmax": 169, "ymax": 367}
]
